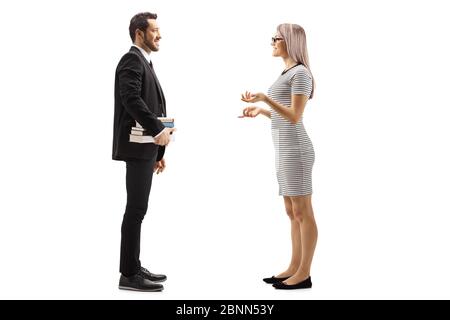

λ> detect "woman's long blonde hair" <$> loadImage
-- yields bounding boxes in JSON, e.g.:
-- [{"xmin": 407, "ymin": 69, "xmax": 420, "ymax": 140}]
[{"xmin": 277, "ymin": 23, "xmax": 315, "ymax": 99}]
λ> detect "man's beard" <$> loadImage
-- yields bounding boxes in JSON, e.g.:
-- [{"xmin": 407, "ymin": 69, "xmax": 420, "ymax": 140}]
[{"xmin": 143, "ymin": 33, "xmax": 158, "ymax": 52}]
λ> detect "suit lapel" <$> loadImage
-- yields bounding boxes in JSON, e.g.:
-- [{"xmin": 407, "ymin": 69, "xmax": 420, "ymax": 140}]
[{"xmin": 129, "ymin": 47, "xmax": 166, "ymax": 116}]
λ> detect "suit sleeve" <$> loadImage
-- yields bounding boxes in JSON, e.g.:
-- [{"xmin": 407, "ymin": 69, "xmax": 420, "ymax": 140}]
[
  {"xmin": 156, "ymin": 146, "xmax": 165, "ymax": 162},
  {"xmin": 118, "ymin": 53, "xmax": 165, "ymax": 136}
]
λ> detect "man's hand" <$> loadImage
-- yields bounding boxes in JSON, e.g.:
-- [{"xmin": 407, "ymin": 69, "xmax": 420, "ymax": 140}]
[
  {"xmin": 154, "ymin": 127, "xmax": 176, "ymax": 146},
  {"xmin": 153, "ymin": 158, "xmax": 166, "ymax": 174}
]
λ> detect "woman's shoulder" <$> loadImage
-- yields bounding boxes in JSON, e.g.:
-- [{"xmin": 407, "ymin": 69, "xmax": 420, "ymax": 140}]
[
  {"xmin": 288, "ymin": 65, "xmax": 312, "ymax": 83},
  {"xmin": 293, "ymin": 64, "xmax": 311, "ymax": 77}
]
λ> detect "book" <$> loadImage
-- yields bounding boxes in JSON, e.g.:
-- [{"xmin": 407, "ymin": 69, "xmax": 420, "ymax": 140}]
[
  {"xmin": 129, "ymin": 133, "xmax": 175, "ymax": 143},
  {"xmin": 134, "ymin": 118, "xmax": 174, "ymax": 130},
  {"xmin": 131, "ymin": 122, "xmax": 173, "ymax": 131},
  {"xmin": 129, "ymin": 134, "xmax": 156, "ymax": 143},
  {"xmin": 130, "ymin": 118, "xmax": 175, "ymax": 144},
  {"xmin": 135, "ymin": 117, "xmax": 174, "ymax": 125},
  {"xmin": 159, "ymin": 122, "xmax": 174, "ymax": 128},
  {"xmin": 131, "ymin": 130, "xmax": 146, "ymax": 136},
  {"xmin": 158, "ymin": 117, "xmax": 175, "ymax": 123}
]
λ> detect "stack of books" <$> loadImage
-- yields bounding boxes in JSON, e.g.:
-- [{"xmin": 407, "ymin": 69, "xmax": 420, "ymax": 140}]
[{"xmin": 129, "ymin": 117, "xmax": 175, "ymax": 143}]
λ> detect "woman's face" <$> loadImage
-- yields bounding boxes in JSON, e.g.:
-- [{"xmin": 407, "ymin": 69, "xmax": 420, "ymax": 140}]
[{"xmin": 271, "ymin": 33, "xmax": 287, "ymax": 57}]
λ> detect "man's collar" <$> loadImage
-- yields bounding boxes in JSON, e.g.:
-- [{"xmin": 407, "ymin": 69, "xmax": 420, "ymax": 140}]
[{"xmin": 132, "ymin": 44, "xmax": 151, "ymax": 63}]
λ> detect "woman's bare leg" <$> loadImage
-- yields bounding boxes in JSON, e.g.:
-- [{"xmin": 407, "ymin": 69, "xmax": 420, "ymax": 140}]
[
  {"xmin": 276, "ymin": 196, "xmax": 301, "ymax": 278},
  {"xmin": 284, "ymin": 194, "xmax": 317, "ymax": 284}
]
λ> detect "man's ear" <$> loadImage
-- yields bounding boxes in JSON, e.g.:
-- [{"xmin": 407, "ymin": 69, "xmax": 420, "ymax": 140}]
[{"xmin": 135, "ymin": 29, "xmax": 143, "ymax": 41}]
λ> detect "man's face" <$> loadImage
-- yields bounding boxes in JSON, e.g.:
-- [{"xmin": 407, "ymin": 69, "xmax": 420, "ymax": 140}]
[{"xmin": 140, "ymin": 19, "xmax": 161, "ymax": 52}]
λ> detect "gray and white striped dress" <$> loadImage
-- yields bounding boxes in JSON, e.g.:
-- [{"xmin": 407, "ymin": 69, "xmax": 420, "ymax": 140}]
[{"xmin": 268, "ymin": 64, "xmax": 315, "ymax": 196}]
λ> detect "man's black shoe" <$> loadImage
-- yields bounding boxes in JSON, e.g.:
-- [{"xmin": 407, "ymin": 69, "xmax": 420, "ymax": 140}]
[
  {"xmin": 118, "ymin": 274, "xmax": 164, "ymax": 292},
  {"xmin": 138, "ymin": 267, "xmax": 167, "ymax": 283}
]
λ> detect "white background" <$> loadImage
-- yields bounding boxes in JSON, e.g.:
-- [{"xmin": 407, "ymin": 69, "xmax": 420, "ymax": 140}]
[{"xmin": 0, "ymin": 0, "xmax": 450, "ymax": 299}]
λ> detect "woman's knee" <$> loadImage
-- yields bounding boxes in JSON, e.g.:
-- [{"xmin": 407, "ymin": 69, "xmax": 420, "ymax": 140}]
[
  {"xmin": 292, "ymin": 200, "xmax": 309, "ymax": 221},
  {"xmin": 293, "ymin": 208, "xmax": 304, "ymax": 221}
]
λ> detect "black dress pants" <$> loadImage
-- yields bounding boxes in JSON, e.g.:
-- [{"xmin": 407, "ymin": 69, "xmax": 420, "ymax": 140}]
[{"xmin": 120, "ymin": 158, "xmax": 156, "ymax": 276}]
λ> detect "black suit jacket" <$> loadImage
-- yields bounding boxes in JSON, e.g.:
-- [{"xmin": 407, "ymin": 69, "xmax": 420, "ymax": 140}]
[{"xmin": 112, "ymin": 46, "xmax": 167, "ymax": 161}]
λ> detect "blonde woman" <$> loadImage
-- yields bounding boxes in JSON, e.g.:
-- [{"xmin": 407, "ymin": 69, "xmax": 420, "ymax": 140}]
[{"xmin": 241, "ymin": 24, "xmax": 317, "ymax": 289}]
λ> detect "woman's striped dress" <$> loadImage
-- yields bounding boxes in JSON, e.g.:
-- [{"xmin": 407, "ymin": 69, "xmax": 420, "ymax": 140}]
[{"xmin": 268, "ymin": 64, "xmax": 315, "ymax": 196}]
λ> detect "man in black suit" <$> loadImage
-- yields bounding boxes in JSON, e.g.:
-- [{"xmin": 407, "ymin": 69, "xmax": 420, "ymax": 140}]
[{"xmin": 113, "ymin": 12, "xmax": 175, "ymax": 292}]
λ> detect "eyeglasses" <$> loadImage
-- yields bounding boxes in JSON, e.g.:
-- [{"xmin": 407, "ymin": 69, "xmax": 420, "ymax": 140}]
[{"xmin": 271, "ymin": 37, "xmax": 283, "ymax": 44}]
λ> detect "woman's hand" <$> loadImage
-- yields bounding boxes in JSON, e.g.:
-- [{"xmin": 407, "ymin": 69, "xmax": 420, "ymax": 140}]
[
  {"xmin": 241, "ymin": 91, "xmax": 267, "ymax": 103},
  {"xmin": 240, "ymin": 106, "xmax": 261, "ymax": 118}
]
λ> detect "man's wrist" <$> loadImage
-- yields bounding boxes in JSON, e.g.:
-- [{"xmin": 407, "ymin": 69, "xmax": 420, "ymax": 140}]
[{"xmin": 154, "ymin": 128, "xmax": 165, "ymax": 139}]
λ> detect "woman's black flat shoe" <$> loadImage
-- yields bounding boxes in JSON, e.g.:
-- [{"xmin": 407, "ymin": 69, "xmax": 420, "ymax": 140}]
[
  {"xmin": 263, "ymin": 276, "xmax": 290, "ymax": 284},
  {"xmin": 272, "ymin": 276, "xmax": 312, "ymax": 289}
]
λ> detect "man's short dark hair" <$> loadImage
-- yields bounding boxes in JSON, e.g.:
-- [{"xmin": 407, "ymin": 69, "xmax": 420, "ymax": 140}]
[{"xmin": 129, "ymin": 12, "xmax": 157, "ymax": 42}]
